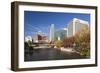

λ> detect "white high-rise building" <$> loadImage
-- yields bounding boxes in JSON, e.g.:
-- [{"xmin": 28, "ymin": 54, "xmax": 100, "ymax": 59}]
[
  {"xmin": 50, "ymin": 24, "xmax": 55, "ymax": 41},
  {"xmin": 67, "ymin": 18, "xmax": 89, "ymax": 37}
]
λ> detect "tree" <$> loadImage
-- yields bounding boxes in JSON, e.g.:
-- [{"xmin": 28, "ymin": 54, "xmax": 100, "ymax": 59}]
[
  {"xmin": 54, "ymin": 40, "xmax": 63, "ymax": 48},
  {"xmin": 27, "ymin": 40, "xmax": 32, "ymax": 46},
  {"xmin": 74, "ymin": 25, "xmax": 90, "ymax": 45},
  {"xmin": 62, "ymin": 36, "xmax": 74, "ymax": 48},
  {"xmin": 74, "ymin": 25, "xmax": 90, "ymax": 57}
]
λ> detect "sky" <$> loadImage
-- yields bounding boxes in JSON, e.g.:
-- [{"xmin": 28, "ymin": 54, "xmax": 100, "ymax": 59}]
[{"xmin": 24, "ymin": 11, "xmax": 90, "ymax": 37}]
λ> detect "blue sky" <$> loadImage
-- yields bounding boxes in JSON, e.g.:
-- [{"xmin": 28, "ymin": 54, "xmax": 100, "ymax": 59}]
[{"xmin": 24, "ymin": 11, "xmax": 90, "ymax": 37}]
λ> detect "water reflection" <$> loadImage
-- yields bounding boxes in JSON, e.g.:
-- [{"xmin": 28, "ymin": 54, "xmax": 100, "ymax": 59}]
[{"xmin": 24, "ymin": 48, "xmax": 86, "ymax": 61}]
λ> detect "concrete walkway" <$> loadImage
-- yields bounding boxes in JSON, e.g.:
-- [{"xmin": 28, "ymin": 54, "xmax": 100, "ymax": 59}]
[{"xmin": 60, "ymin": 47, "xmax": 75, "ymax": 53}]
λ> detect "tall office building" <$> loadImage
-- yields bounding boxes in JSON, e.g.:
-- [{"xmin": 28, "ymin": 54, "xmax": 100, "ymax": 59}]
[
  {"xmin": 50, "ymin": 24, "xmax": 55, "ymax": 41},
  {"xmin": 55, "ymin": 28, "xmax": 68, "ymax": 41},
  {"xmin": 49, "ymin": 18, "xmax": 89, "ymax": 41},
  {"xmin": 67, "ymin": 18, "xmax": 89, "ymax": 37}
]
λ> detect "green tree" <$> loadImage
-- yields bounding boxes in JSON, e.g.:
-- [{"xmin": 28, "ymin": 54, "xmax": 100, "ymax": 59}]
[{"xmin": 27, "ymin": 40, "xmax": 32, "ymax": 46}]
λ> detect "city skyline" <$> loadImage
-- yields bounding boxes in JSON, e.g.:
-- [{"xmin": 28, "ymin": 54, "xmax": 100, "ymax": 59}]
[
  {"xmin": 24, "ymin": 11, "xmax": 90, "ymax": 38},
  {"xmin": 24, "ymin": 11, "xmax": 91, "ymax": 62}
]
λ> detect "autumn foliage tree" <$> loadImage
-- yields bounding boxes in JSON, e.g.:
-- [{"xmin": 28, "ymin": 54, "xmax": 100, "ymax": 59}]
[
  {"xmin": 74, "ymin": 25, "xmax": 90, "ymax": 57},
  {"xmin": 74, "ymin": 25, "xmax": 90, "ymax": 49},
  {"xmin": 54, "ymin": 40, "xmax": 63, "ymax": 48},
  {"xmin": 62, "ymin": 36, "xmax": 75, "ymax": 48}
]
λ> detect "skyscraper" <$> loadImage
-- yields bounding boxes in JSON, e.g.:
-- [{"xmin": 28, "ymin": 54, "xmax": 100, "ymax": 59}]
[
  {"xmin": 50, "ymin": 24, "xmax": 55, "ymax": 41},
  {"xmin": 67, "ymin": 18, "xmax": 89, "ymax": 37},
  {"xmin": 55, "ymin": 28, "xmax": 68, "ymax": 41}
]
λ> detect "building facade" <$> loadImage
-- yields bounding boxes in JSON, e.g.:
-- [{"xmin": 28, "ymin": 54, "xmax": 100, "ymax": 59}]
[
  {"xmin": 55, "ymin": 28, "xmax": 68, "ymax": 41},
  {"xmin": 67, "ymin": 18, "xmax": 89, "ymax": 37},
  {"xmin": 34, "ymin": 34, "xmax": 49, "ymax": 43},
  {"xmin": 50, "ymin": 24, "xmax": 55, "ymax": 41}
]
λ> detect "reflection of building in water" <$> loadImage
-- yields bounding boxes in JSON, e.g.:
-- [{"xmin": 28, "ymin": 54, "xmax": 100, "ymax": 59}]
[{"xmin": 34, "ymin": 34, "xmax": 49, "ymax": 43}]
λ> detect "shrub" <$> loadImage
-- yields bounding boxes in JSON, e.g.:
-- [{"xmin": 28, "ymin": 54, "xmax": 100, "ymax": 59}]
[{"xmin": 54, "ymin": 40, "xmax": 63, "ymax": 48}]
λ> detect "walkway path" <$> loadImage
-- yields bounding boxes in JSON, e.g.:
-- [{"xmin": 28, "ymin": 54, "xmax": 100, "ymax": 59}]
[{"xmin": 58, "ymin": 47, "xmax": 80, "ymax": 54}]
